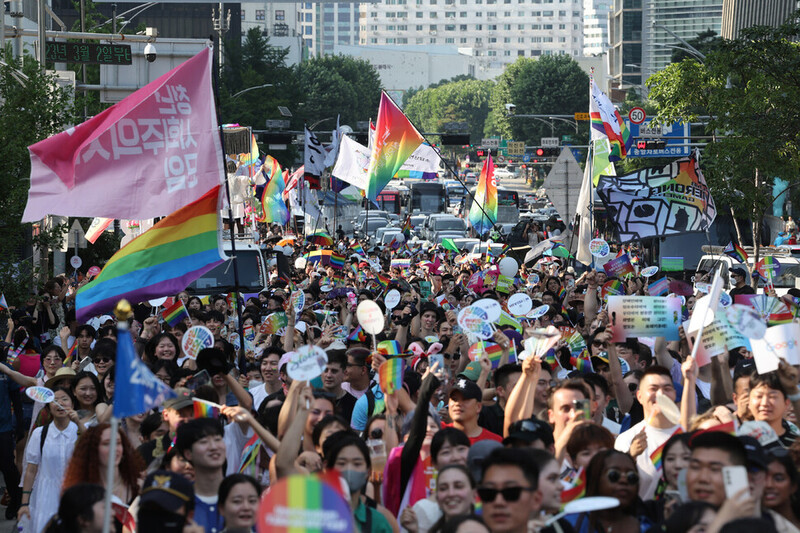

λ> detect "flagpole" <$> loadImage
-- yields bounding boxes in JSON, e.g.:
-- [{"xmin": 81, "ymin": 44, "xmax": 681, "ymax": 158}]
[
  {"xmin": 210, "ymin": 40, "xmax": 246, "ymax": 374},
  {"xmin": 101, "ymin": 301, "xmax": 131, "ymax": 533}
]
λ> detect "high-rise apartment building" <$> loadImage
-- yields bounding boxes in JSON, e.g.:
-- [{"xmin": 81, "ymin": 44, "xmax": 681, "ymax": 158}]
[
  {"xmin": 583, "ymin": 0, "xmax": 612, "ymax": 55},
  {"xmin": 608, "ymin": 0, "xmax": 641, "ymax": 91},
  {"xmin": 721, "ymin": 0, "xmax": 798, "ymax": 39},
  {"xmin": 299, "ymin": 2, "xmax": 363, "ymax": 56},
  {"xmin": 642, "ymin": 0, "xmax": 722, "ymax": 74},
  {"xmin": 357, "ymin": 0, "xmax": 584, "ymax": 66}
]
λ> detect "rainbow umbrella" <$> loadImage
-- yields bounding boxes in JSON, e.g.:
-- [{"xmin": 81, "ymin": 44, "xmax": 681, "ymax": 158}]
[
  {"xmin": 307, "ymin": 231, "xmax": 334, "ymax": 247},
  {"xmin": 304, "ymin": 249, "xmax": 333, "ymax": 266}
]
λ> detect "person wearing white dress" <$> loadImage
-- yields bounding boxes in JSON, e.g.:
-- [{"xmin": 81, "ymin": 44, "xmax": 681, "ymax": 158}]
[{"xmin": 18, "ymin": 387, "xmax": 83, "ymax": 533}]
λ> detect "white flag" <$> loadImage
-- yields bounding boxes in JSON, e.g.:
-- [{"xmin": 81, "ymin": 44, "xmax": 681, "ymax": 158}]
[
  {"xmin": 398, "ymin": 143, "xmax": 441, "ymax": 173},
  {"xmin": 575, "ymin": 148, "xmax": 594, "ymax": 266},
  {"xmin": 304, "ymin": 126, "xmax": 326, "ymax": 177},
  {"xmin": 332, "ymin": 135, "xmax": 371, "ymax": 190},
  {"xmin": 324, "ymin": 116, "xmax": 341, "ymax": 168}
]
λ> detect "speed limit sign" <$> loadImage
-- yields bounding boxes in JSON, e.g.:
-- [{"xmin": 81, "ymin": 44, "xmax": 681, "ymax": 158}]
[{"xmin": 629, "ymin": 107, "xmax": 646, "ymax": 124}]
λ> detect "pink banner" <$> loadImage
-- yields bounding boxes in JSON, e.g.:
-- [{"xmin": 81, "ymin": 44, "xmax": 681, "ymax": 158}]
[{"xmin": 23, "ymin": 46, "xmax": 224, "ymax": 222}]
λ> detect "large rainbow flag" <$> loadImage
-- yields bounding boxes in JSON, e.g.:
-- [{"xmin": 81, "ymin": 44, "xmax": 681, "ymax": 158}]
[
  {"xmin": 260, "ymin": 156, "xmax": 289, "ymax": 225},
  {"xmin": 365, "ymin": 91, "xmax": 425, "ymax": 201},
  {"xmin": 590, "ymin": 79, "xmax": 632, "ymax": 161},
  {"xmin": 76, "ymin": 186, "xmax": 225, "ymax": 321},
  {"xmin": 468, "ymin": 153, "xmax": 497, "ymax": 235}
]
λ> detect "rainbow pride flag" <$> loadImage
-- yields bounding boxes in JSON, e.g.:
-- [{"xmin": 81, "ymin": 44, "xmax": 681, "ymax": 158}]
[
  {"xmin": 350, "ymin": 242, "xmax": 366, "ymax": 256},
  {"xmin": 724, "ymin": 241, "xmax": 748, "ymax": 263},
  {"xmin": 379, "ymin": 358, "xmax": 405, "ymax": 394},
  {"xmin": 590, "ymin": 79, "xmax": 632, "ymax": 161},
  {"xmin": 260, "ymin": 157, "xmax": 289, "ymax": 225},
  {"xmin": 348, "ymin": 325, "xmax": 367, "ymax": 343},
  {"xmin": 650, "ymin": 428, "xmax": 683, "ymax": 472},
  {"xmin": 193, "ymin": 398, "xmax": 221, "ymax": 419},
  {"xmin": 468, "ymin": 154, "xmax": 497, "ymax": 235},
  {"xmin": 330, "ymin": 252, "xmax": 345, "ymax": 270},
  {"xmin": 375, "ymin": 273, "xmax": 391, "ymax": 289},
  {"xmin": 377, "ymin": 340, "xmax": 409, "ymax": 357},
  {"xmin": 365, "ymin": 92, "xmax": 425, "ymax": 201},
  {"xmin": 401, "ymin": 215, "xmax": 412, "ymax": 239},
  {"xmin": 76, "ymin": 187, "xmax": 225, "ymax": 322},
  {"xmin": 0, "ymin": 293, "xmax": 6, "ymax": 310},
  {"xmin": 162, "ymin": 300, "xmax": 189, "ymax": 328},
  {"xmin": 561, "ymin": 468, "xmax": 586, "ymax": 505},
  {"xmin": 469, "ymin": 341, "xmax": 504, "ymax": 369}
]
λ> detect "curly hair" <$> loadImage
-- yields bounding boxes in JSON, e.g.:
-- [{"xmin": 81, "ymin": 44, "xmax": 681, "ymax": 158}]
[{"xmin": 62, "ymin": 423, "xmax": 145, "ymax": 502}]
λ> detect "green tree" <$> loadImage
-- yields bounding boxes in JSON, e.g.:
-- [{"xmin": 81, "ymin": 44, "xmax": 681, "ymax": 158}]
[
  {"xmin": 404, "ymin": 78, "xmax": 494, "ymax": 143},
  {"xmin": 0, "ymin": 49, "xmax": 76, "ymax": 303},
  {"xmin": 647, "ymin": 12, "xmax": 800, "ymax": 271},
  {"xmin": 670, "ymin": 29, "xmax": 723, "ymax": 63},
  {"xmin": 294, "ymin": 54, "xmax": 382, "ymax": 131},
  {"xmin": 485, "ymin": 55, "xmax": 590, "ymax": 146}
]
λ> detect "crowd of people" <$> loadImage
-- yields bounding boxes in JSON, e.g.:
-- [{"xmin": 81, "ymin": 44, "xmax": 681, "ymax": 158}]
[{"xmin": 1, "ymin": 231, "xmax": 799, "ymax": 533}]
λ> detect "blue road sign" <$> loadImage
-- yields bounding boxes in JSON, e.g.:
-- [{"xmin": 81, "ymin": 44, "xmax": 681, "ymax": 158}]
[
  {"xmin": 523, "ymin": 154, "xmax": 531, "ymax": 163},
  {"xmin": 625, "ymin": 119, "xmax": 691, "ymax": 158}
]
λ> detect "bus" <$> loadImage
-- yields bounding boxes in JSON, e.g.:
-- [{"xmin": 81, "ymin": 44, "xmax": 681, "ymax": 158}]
[
  {"xmin": 376, "ymin": 188, "xmax": 408, "ymax": 215},
  {"xmin": 445, "ymin": 181, "xmax": 469, "ymax": 208},
  {"xmin": 463, "ymin": 186, "xmax": 520, "ymax": 224},
  {"xmin": 408, "ymin": 181, "xmax": 448, "ymax": 214}
]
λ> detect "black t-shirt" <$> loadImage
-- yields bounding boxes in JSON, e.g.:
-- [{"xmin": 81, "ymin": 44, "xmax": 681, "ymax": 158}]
[
  {"xmin": 730, "ymin": 285, "xmax": 756, "ymax": 297},
  {"xmin": 478, "ymin": 402, "xmax": 505, "ymax": 436},
  {"xmin": 336, "ymin": 391, "xmax": 358, "ymax": 423}
]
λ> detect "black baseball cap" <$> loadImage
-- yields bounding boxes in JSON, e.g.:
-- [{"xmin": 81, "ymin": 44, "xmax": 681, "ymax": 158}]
[
  {"xmin": 739, "ymin": 435, "xmax": 768, "ymax": 471},
  {"xmin": 730, "ymin": 267, "xmax": 748, "ymax": 278},
  {"xmin": 450, "ymin": 377, "xmax": 483, "ymax": 402},
  {"xmin": 503, "ymin": 417, "xmax": 554, "ymax": 447}
]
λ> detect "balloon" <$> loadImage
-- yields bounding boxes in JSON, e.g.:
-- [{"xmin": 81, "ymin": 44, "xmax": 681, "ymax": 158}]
[{"xmin": 295, "ymin": 257, "xmax": 307, "ymax": 269}]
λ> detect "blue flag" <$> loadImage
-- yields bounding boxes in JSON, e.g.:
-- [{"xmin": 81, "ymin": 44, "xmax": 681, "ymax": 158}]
[{"xmin": 114, "ymin": 327, "xmax": 176, "ymax": 418}]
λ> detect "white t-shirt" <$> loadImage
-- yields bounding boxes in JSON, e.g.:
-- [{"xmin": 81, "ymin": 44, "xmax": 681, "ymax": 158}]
[{"xmin": 615, "ymin": 420, "xmax": 681, "ymax": 500}]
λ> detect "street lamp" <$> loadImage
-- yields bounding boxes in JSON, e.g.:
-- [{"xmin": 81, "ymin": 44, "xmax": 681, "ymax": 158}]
[
  {"xmin": 231, "ymin": 83, "xmax": 273, "ymax": 99},
  {"xmin": 651, "ymin": 22, "xmax": 706, "ymax": 61}
]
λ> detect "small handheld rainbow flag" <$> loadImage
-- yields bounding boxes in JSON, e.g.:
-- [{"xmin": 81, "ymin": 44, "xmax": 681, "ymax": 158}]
[
  {"xmin": 379, "ymin": 358, "xmax": 405, "ymax": 394},
  {"xmin": 650, "ymin": 428, "xmax": 683, "ymax": 472},
  {"xmin": 193, "ymin": 398, "xmax": 222, "ymax": 419},
  {"xmin": 468, "ymin": 341, "xmax": 504, "ymax": 369},
  {"xmin": 557, "ymin": 286, "xmax": 567, "ymax": 302},
  {"xmin": 330, "ymin": 252, "xmax": 345, "ymax": 270},
  {"xmin": 348, "ymin": 325, "xmax": 367, "ymax": 343},
  {"xmin": 561, "ymin": 468, "xmax": 586, "ymax": 505},
  {"xmin": 0, "ymin": 294, "xmax": 8, "ymax": 311},
  {"xmin": 724, "ymin": 241, "xmax": 748, "ymax": 263},
  {"xmin": 65, "ymin": 341, "xmax": 78, "ymax": 366},
  {"xmin": 162, "ymin": 300, "xmax": 190, "ymax": 328},
  {"xmin": 377, "ymin": 340, "xmax": 410, "ymax": 357},
  {"xmin": 350, "ymin": 242, "xmax": 366, "ymax": 256},
  {"xmin": 239, "ymin": 433, "xmax": 262, "ymax": 475},
  {"xmin": 375, "ymin": 273, "xmax": 391, "ymax": 289}
]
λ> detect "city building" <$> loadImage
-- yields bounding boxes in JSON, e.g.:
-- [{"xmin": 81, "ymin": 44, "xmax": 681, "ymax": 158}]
[
  {"xmin": 240, "ymin": 1, "xmax": 305, "ymax": 65},
  {"xmin": 608, "ymin": 0, "xmax": 642, "ymax": 93},
  {"xmin": 299, "ymin": 2, "xmax": 364, "ymax": 56},
  {"xmin": 721, "ymin": 0, "xmax": 798, "ymax": 39},
  {"xmin": 583, "ymin": 0, "xmax": 612, "ymax": 55},
  {"xmin": 357, "ymin": 0, "xmax": 584, "ymax": 68},
  {"xmin": 642, "ymin": 0, "xmax": 722, "ymax": 74}
]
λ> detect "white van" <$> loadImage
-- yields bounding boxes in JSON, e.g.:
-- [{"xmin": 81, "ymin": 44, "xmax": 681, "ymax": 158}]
[{"xmin": 697, "ymin": 247, "xmax": 800, "ymax": 297}]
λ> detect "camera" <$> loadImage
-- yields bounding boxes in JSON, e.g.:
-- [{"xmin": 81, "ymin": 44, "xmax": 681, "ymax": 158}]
[
  {"xmin": 144, "ymin": 43, "xmax": 157, "ymax": 63},
  {"xmin": 505, "ymin": 103, "xmax": 516, "ymax": 114}
]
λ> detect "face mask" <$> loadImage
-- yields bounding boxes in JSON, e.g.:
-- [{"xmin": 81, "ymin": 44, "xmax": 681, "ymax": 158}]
[
  {"xmin": 341, "ymin": 469, "xmax": 368, "ymax": 494},
  {"xmin": 137, "ymin": 508, "xmax": 186, "ymax": 533}
]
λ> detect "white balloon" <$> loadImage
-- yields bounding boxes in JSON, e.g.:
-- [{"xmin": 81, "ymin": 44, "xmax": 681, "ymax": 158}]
[
  {"xmin": 295, "ymin": 257, "xmax": 307, "ymax": 269},
  {"xmin": 498, "ymin": 256, "xmax": 518, "ymax": 277}
]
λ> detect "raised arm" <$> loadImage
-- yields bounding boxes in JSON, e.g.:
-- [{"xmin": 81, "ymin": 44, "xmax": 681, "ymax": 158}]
[{"xmin": 503, "ymin": 355, "xmax": 540, "ymax": 438}]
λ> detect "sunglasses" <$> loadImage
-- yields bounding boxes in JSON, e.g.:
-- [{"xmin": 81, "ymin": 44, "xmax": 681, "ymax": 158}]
[
  {"xmin": 592, "ymin": 340, "xmax": 609, "ymax": 348},
  {"xmin": 93, "ymin": 357, "xmax": 112, "ymax": 364},
  {"xmin": 443, "ymin": 353, "xmax": 460, "ymax": 360},
  {"xmin": 477, "ymin": 486, "xmax": 536, "ymax": 503},
  {"xmin": 606, "ymin": 469, "xmax": 639, "ymax": 485}
]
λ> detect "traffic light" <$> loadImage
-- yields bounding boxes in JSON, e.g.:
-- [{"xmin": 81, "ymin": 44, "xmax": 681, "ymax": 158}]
[
  {"xmin": 440, "ymin": 134, "xmax": 470, "ymax": 146},
  {"xmin": 476, "ymin": 148, "xmax": 496, "ymax": 157},
  {"xmin": 636, "ymin": 139, "xmax": 667, "ymax": 150},
  {"xmin": 534, "ymin": 147, "xmax": 559, "ymax": 157}
]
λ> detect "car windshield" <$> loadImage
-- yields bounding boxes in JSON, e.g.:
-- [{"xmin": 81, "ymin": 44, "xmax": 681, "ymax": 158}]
[{"xmin": 436, "ymin": 219, "xmax": 465, "ymax": 230}]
